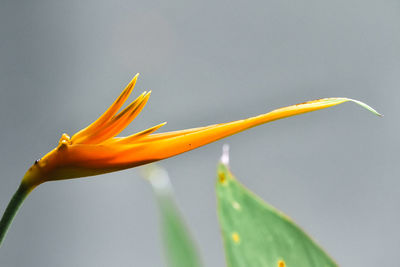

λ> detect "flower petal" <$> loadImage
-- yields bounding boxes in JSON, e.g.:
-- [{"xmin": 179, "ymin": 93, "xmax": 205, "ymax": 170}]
[
  {"xmin": 98, "ymin": 97, "xmax": 380, "ymax": 168},
  {"xmin": 38, "ymin": 97, "xmax": 379, "ymax": 182},
  {"xmin": 83, "ymin": 91, "xmax": 151, "ymax": 144},
  {"xmin": 71, "ymin": 74, "xmax": 139, "ymax": 144},
  {"xmin": 137, "ymin": 124, "xmax": 218, "ymax": 143},
  {"xmin": 107, "ymin": 122, "xmax": 167, "ymax": 144}
]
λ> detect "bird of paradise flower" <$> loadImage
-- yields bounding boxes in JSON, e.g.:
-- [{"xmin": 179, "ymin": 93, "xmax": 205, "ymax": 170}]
[{"xmin": 0, "ymin": 74, "xmax": 380, "ymax": 246}]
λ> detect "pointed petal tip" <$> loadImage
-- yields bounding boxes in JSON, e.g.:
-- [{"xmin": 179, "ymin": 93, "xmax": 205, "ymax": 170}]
[
  {"xmin": 326, "ymin": 97, "xmax": 382, "ymax": 117},
  {"xmin": 345, "ymin": 98, "xmax": 382, "ymax": 117},
  {"xmin": 143, "ymin": 90, "xmax": 152, "ymax": 99},
  {"xmin": 311, "ymin": 97, "xmax": 382, "ymax": 117},
  {"xmin": 128, "ymin": 73, "xmax": 139, "ymax": 86}
]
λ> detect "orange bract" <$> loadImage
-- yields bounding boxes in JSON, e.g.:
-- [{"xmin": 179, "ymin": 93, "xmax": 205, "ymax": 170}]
[{"xmin": 21, "ymin": 74, "xmax": 380, "ymax": 188}]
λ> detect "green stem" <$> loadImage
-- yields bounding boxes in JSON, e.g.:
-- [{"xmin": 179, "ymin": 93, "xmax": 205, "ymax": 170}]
[{"xmin": 0, "ymin": 183, "xmax": 31, "ymax": 247}]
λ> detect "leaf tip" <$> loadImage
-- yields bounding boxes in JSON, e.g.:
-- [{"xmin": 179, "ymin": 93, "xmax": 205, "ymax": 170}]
[
  {"xmin": 220, "ymin": 144, "xmax": 230, "ymax": 166},
  {"xmin": 141, "ymin": 164, "xmax": 172, "ymax": 194}
]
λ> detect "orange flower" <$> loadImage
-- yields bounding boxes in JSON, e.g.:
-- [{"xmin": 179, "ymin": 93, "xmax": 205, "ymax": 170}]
[{"xmin": 21, "ymin": 74, "xmax": 380, "ymax": 189}]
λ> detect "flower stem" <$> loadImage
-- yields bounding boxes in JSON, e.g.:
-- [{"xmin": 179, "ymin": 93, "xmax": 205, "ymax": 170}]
[{"xmin": 0, "ymin": 183, "xmax": 31, "ymax": 247}]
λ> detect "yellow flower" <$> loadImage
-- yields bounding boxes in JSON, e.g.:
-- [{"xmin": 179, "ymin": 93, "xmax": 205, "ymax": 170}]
[
  {"xmin": 0, "ymin": 74, "xmax": 381, "ymax": 248},
  {"xmin": 21, "ymin": 74, "xmax": 380, "ymax": 189}
]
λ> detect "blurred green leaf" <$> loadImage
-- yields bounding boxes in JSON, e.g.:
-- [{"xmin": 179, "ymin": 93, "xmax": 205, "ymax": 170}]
[
  {"xmin": 144, "ymin": 165, "xmax": 202, "ymax": 267},
  {"xmin": 216, "ymin": 160, "xmax": 337, "ymax": 267}
]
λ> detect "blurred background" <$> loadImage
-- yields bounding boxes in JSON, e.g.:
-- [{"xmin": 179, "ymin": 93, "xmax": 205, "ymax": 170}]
[{"xmin": 0, "ymin": 0, "xmax": 398, "ymax": 266}]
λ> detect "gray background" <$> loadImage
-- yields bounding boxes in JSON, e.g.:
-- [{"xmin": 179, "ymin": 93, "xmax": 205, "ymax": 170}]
[{"xmin": 0, "ymin": 0, "xmax": 398, "ymax": 266}]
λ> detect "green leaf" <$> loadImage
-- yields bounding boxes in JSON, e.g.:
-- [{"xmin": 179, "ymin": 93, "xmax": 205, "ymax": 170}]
[
  {"xmin": 216, "ymin": 161, "xmax": 337, "ymax": 267},
  {"xmin": 144, "ymin": 165, "xmax": 202, "ymax": 267}
]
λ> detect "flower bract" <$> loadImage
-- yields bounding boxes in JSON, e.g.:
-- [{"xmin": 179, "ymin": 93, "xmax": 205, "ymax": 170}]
[{"xmin": 21, "ymin": 74, "xmax": 380, "ymax": 188}]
